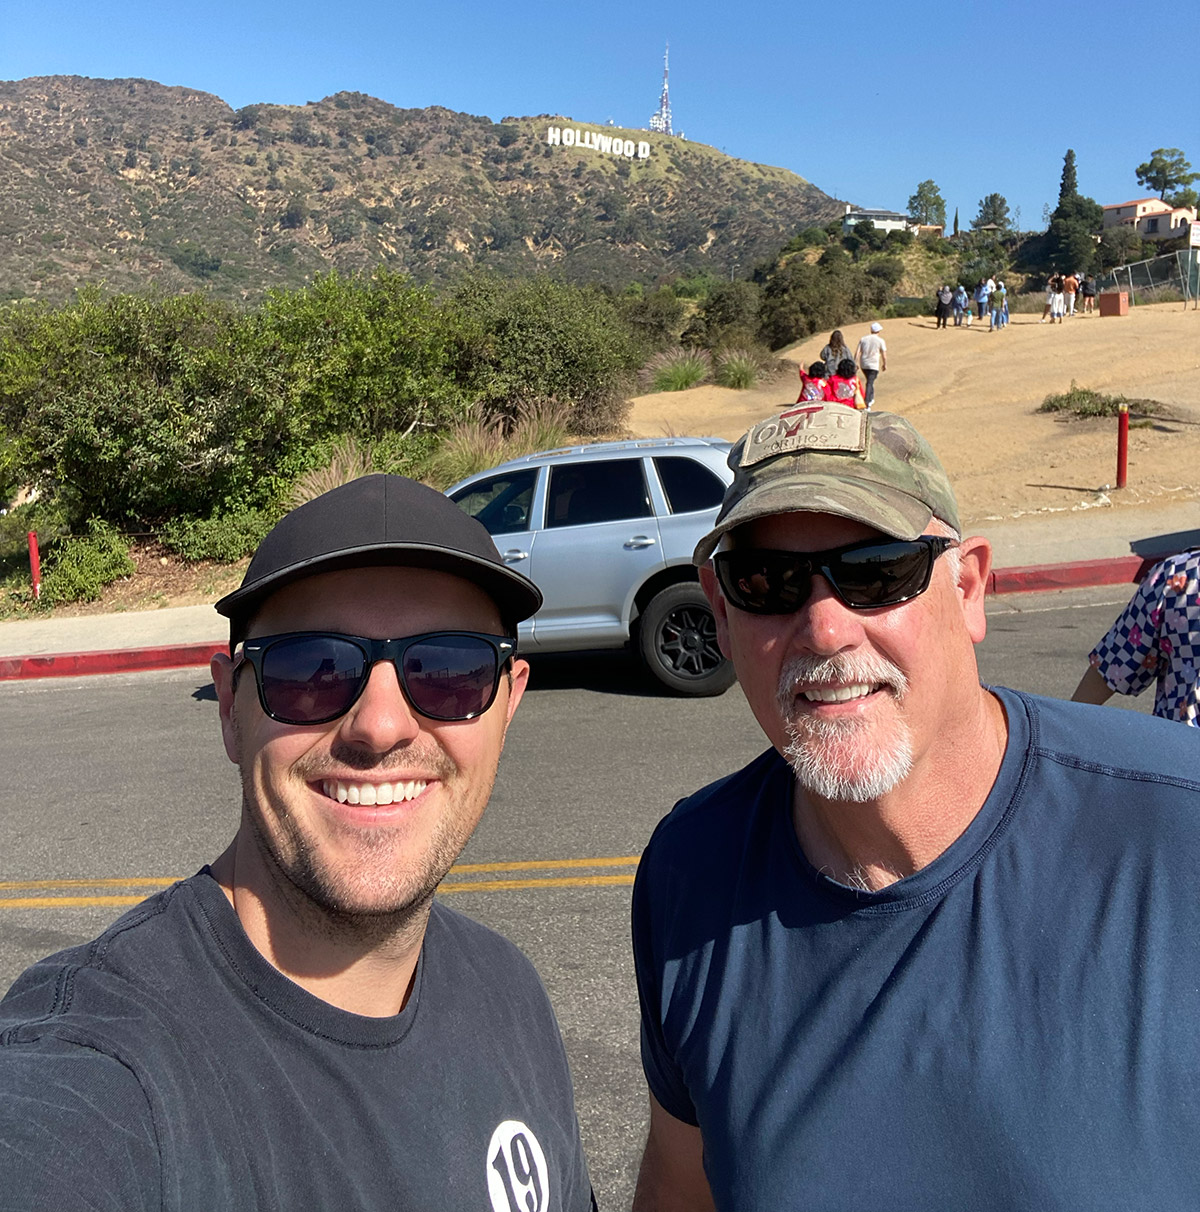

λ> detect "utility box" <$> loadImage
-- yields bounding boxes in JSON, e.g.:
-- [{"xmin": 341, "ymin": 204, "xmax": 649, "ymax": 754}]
[{"xmin": 1099, "ymin": 291, "xmax": 1129, "ymax": 316}]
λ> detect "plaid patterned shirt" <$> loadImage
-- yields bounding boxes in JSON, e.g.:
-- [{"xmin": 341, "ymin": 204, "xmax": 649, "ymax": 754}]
[{"xmin": 1090, "ymin": 549, "xmax": 1200, "ymax": 726}]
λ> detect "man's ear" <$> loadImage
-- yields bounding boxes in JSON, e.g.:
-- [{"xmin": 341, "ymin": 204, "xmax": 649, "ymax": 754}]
[
  {"xmin": 698, "ymin": 564, "xmax": 733, "ymax": 660},
  {"xmin": 211, "ymin": 652, "xmax": 241, "ymax": 764},
  {"xmin": 500, "ymin": 657, "xmax": 530, "ymax": 739},
  {"xmin": 954, "ymin": 536, "xmax": 992, "ymax": 644}
]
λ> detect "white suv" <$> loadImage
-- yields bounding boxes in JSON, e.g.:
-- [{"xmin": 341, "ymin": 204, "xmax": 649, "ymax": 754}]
[{"xmin": 447, "ymin": 437, "xmax": 735, "ymax": 696}]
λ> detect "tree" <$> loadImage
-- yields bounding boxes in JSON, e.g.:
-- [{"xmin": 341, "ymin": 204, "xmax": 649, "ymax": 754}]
[
  {"xmin": 1059, "ymin": 150, "xmax": 1078, "ymax": 205},
  {"xmin": 1047, "ymin": 151, "xmax": 1103, "ymax": 272},
  {"xmin": 907, "ymin": 180, "xmax": 946, "ymax": 227},
  {"xmin": 952, "ymin": 208, "xmax": 959, "ymax": 237},
  {"xmin": 1134, "ymin": 148, "xmax": 1198, "ymax": 201},
  {"xmin": 972, "ymin": 194, "xmax": 1011, "ymax": 230},
  {"xmin": 280, "ymin": 197, "xmax": 308, "ymax": 230}
]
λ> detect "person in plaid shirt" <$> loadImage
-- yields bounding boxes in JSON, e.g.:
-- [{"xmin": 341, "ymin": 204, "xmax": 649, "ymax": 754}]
[{"xmin": 1072, "ymin": 548, "xmax": 1200, "ymax": 725}]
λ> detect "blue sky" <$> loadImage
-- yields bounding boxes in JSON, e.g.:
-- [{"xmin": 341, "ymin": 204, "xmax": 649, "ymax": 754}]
[{"xmin": 4, "ymin": 0, "xmax": 1195, "ymax": 232}]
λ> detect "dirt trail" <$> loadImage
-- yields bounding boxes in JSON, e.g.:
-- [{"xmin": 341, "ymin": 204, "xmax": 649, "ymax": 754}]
[{"xmin": 627, "ymin": 303, "xmax": 1200, "ymax": 529}]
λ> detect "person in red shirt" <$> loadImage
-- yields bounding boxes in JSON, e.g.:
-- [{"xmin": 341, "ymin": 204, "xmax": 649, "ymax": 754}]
[
  {"xmin": 797, "ymin": 360, "xmax": 829, "ymax": 402},
  {"xmin": 826, "ymin": 357, "xmax": 866, "ymax": 409}
]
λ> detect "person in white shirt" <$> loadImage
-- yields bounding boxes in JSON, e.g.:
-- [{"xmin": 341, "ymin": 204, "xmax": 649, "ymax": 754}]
[{"xmin": 854, "ymin": 322, "xmax": 887, "ymax": 408}]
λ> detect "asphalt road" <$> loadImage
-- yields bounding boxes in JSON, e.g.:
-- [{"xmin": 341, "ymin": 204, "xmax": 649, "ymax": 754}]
[{"xmin": 0, "ymin": 585, "xmax": 1154, "ymax": 1207}]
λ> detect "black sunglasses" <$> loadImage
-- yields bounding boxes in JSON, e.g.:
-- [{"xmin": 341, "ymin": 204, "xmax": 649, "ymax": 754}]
[
  {"xmin": 713, "ymin": 535, "xmax": 957, "ymax": 614},
  {"xmin": 234, "ymin": 631, "xmax": 517, "ymax": 725}
]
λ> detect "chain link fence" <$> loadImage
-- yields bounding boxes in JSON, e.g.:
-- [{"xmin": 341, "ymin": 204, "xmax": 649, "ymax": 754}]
[{"xmin": 1096, "ymin": 249, "xmax": 1200, "ymax": 307}]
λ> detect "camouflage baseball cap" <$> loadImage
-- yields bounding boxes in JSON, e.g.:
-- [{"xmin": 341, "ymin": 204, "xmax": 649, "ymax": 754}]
[{"xmin": 693, "ymin": 402, "xmax": 960, "ymax": 564}]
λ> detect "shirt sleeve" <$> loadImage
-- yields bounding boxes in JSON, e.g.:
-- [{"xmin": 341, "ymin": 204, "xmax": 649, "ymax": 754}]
[
  {"xmin": 0, "ymin": 1036, "xmax": 159, "ymax": 1211},
  {"xmin": 631, "ymin": 837, "xmax": 699, "ymax": 1127},
  {"xmin": 1089, "ymin": 562, "xmax": 1167, "ymax": 696}
]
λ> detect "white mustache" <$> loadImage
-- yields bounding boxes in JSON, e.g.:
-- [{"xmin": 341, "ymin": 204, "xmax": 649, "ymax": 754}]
[{"xmin": 776, "ymin": 653, "xmax": 908, "ymax": 711}]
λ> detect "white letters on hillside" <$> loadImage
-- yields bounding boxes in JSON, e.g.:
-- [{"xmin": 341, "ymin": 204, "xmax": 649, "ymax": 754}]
[{"xmin": 546, "ymin": 126, "xmax": 651, "ymax": 161}]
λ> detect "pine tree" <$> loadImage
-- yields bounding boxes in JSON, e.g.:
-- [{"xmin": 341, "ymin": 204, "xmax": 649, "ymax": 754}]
[
  {"xmin": 1059, "ymin": 150, "xmax": 1078, "ymax": 206},
  {"xmin": 953, "ymin": 207, "xmax": 959, "ymax": 236}
]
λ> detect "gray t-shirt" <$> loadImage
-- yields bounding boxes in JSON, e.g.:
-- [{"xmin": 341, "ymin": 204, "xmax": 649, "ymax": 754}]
[{"xmin": 0, "ymin": 871, "xmax": 594, "ymax": 1211}]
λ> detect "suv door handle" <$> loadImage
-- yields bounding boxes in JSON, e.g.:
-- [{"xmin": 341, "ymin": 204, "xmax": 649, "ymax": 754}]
[
  {"xmin": 502, "ymin": 549, "xmax": 529, "ymax": 562},
  {"xmin": 624, "ymin": 535, "xmax": 657, "ymax": 549}
]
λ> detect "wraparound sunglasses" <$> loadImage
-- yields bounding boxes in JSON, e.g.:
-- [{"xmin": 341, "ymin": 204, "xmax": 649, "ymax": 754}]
[
  {"xmin": 713, "ymin": 535, "xmax": 957, "ymax": 614},
  {"xmin": 234, "ymin": 631, "xmax": 517, "ymax": 725}
]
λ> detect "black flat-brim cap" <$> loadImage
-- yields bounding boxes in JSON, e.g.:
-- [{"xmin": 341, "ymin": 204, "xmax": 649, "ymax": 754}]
[{"xmin": 215, "ymin": 474, "xmax": 542, "ymax": 634}]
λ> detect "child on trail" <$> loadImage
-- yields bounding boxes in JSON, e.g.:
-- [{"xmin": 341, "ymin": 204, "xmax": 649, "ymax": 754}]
[
  {"xmin": 797, "ymin": 360, "xmax": 829, "ymax": 402},
  {"xmin": 827, "ymin": 358, "xmax": 866, "ymax": 409}
]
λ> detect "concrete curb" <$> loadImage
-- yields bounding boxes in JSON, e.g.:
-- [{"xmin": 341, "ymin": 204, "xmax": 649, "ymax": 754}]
[
  {"xmin": 0, "ymin": 641, "xmax": 225, "ymax": 683},
  {"xmin": 0, "ymin": 553, "xmax": 1157, "ymax": 683},
  {"xmin": 988, "ymin": 555, "xmax": 1148, "ymax": 595}
]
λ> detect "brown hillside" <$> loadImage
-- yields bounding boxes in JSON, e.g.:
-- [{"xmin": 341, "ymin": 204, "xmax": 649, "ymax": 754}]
[{"xmin": 0, "ymin": 76, "xmax": 843, "ymax": 301}]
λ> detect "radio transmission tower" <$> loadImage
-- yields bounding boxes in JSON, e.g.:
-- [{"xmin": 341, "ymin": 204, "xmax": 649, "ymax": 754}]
[{"xmin": 648, "ymin": 43, "xmax": 673, "ymax": 136}]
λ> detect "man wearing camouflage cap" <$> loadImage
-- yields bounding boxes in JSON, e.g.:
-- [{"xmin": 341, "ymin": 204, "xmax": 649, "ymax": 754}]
[{"xmin": 630, "ymin": 403, "xmax": 1200, "ymax": 1211}]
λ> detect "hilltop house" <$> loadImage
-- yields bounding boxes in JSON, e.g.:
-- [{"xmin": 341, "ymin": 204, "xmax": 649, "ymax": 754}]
[
  {"xmin": 841, "ymin": 205, "xmax": 914, "ymax": 235},
  {"xmin": 1102, "ymin": 197, "xmax": 1197, "ymax": 240}
]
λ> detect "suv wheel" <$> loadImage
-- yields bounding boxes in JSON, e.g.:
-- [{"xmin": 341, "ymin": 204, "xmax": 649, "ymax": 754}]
[{"xmin": 638, "ymin": 584, "xmax": 736, "ymax": 697}]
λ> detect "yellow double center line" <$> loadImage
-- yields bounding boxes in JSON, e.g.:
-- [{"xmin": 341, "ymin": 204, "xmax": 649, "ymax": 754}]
[{"xmin": 0, "ymin": 857, "xmax": 641, "ymax": 909}]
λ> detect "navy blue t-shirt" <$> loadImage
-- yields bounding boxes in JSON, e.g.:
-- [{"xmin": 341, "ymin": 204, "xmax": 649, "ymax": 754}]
[
  {"xmin": 0, "ymin": 871, "xmax": 594, "ymax": 1211},
  {"xmin": 633, "ymin": 688, "xmax": 1200, "ymax": 1211}
]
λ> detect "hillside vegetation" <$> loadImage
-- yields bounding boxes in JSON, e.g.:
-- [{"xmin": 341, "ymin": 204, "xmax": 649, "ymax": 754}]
[{"xmin": 0, "ymin": 75, "xmax": 842, "ymax": 301}]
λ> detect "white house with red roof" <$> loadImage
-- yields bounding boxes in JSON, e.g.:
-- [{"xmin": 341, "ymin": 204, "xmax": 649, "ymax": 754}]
[{"xmin": 1103, "ymin": 197, "xmax": 1197, "ymax": 239}]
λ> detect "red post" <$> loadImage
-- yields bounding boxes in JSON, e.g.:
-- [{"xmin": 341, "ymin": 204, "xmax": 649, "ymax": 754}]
[
  {"xmin": 27, "ymin": 531, "xmax": 41, "ymax": 600},
  {"xmin": 1116, "ymin": 402, "xmax": 1129, "ymax": 490}
]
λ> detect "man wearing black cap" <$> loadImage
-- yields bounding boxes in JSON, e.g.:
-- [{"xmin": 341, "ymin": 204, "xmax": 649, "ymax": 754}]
[
  {"xmin": 631, "ymin": 404, "xmax": 1200, "ymax": 1211},
  {"xmin": 0, "ymin": 476, "xmax": 595, "ymax": 1211}
]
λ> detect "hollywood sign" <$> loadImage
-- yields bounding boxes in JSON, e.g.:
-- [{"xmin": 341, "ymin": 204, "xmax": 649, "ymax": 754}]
[{"xmin": 546, "ymin": 126, "xmax": 651, "ymax": 161}]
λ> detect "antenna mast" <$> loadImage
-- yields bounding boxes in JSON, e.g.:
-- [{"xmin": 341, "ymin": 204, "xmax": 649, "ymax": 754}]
[{"xmin": 648, "ymin": 43, "xmax": 673, "ymax": 136}]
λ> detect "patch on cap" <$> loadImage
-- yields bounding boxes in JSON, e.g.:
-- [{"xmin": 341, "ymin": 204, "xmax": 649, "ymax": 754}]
[{"xmin": 741, "ymin": 404, "xmax": 867, "ymax": 468}]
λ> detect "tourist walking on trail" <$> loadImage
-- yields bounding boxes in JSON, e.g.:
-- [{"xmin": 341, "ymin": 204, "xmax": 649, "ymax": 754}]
[
  {"xmin": 935, "ymin": 285, "xmax": 953, "ymax": 329},
  {"xmin": 974, "ymin": 279, "xmax": 990, "ymax": 320},
  {"xmin": 952, "ymin": 285, "xmax": 969, "ymax": 326},
  {"xmin": 1081, "ymin": 274, "xmax": 1097, "ymax": 314},
  {"xmin": 820, "ymin": 330, "xmax": 854, "ymax": 375},
  {"xmin": 854, "ymin": 323, "xmax": 887, "ymax": 408},
  {"xmin": 1064, "ymin": 271, "xmax": 1079, "ymax": 317},
  {"xmin": 990, "ymin": 281, "xmax": 1008, "ymax": 331},
  {"xmin": 1072, "ymin": 547, "xmax": 1200, "ymax": 726}
]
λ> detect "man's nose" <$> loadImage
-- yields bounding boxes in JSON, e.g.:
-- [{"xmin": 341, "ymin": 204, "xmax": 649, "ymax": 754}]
[
  {"xmin": 338, "ymin": 659, "xmax": 422, "ymax": 750},
  {"xmin": 790, "ymin": 575, "xmax": 867, "ymax": 656}
]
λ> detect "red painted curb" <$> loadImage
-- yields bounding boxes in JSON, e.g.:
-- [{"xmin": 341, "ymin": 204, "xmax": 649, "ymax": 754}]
[
  {"xmin": 0, "ymin": 553, "xmax": 1172, "ymax": 682},
  {"xmin": 988, "ymin": 555, "xmax": 1150, "ymax": 596},
  {"xmin": 0, "ymin": 641, "xmax": 225, "ymax": 683}
]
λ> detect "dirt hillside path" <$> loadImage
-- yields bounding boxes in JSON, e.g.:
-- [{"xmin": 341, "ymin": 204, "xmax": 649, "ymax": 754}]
[{"xmin": 627, "ymin": 303, "xmax": 1200, "ymax": 529}]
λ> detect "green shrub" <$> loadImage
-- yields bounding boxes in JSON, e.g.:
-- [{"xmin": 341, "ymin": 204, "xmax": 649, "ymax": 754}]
[
  {"xmin": 40, "ymin": 521, "xmax": 135, "ymax": 605},
  {"xmin": 714, "ymin": 348, "xmax": 762, "ymax": 390},
  {"xmin": 1038, "ymin": 381, "xmax": 1141, "ymax": 419},
  {"xmin": 159, "ymin": 509, "xmax": 275, "ymax": 562},
  {"xmin": 642, "ymin": 347, "xmax": 712, "ymax": 393},
  {"xmin": 449, "ymin": 275, "xmax": 639, "ymax": 433}
]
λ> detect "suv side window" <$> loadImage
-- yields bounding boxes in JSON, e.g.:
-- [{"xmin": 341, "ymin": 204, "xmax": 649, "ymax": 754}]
[
  {"xmin": 546, "ymin": 459, "xmax": 652, "ymax": 528},
  {"xmin": 655, "ymin": 456, "xmax": 727, "ymax": 514},
  {"xmin": 449, "ymin": 468, "xmax": 538, "ymax": 535}
]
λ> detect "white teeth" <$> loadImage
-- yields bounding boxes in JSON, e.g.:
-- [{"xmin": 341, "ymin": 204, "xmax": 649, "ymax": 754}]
[
  {"xmin": 801, "ymin": 683, "xmax": 873, "ymax": 703},
  {"xmin": 322, "ymin": 779, "xmax": 428, "ymax": 804}
]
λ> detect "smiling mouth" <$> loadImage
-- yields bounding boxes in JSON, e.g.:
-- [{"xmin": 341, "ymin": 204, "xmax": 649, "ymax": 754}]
[
  {"xmin": 319, "ymin": 779, "xmax": 429, "ymax": 806},
  {"xmin": 798, "ymin": 682, "xmax": 879, "ymax": 704}
]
